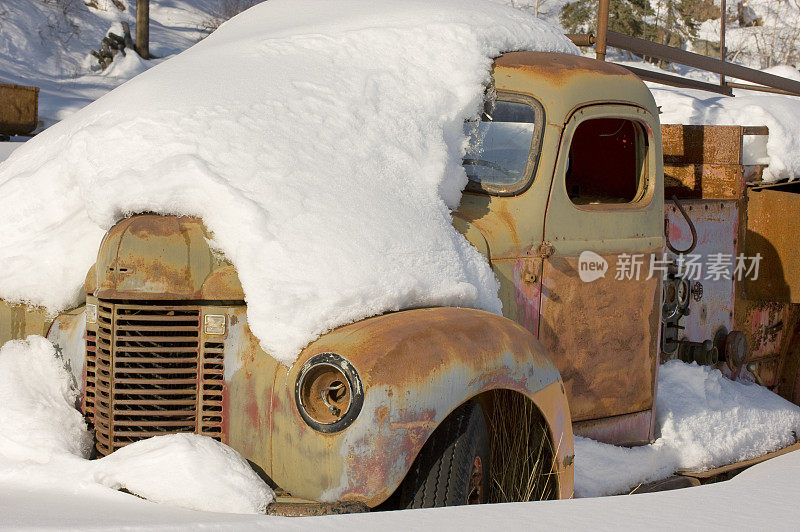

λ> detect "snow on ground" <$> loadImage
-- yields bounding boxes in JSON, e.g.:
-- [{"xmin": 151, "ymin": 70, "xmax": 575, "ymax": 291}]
[
  {"xmin": 0, "ymin": 0, "xmax": 577, "ymax": 364},
  {"xmin": 0, "ymin": 0, "xmax": 217, "ymax": 127},
  {"xmin": 4, "ymin": 334, "xmax": 800, "ymax": 517},
  {"xmin": 3, "ymin": 442, "xmax": 800, "ymax": 530},
  {"xmin": 0, "ymin": 142, "xmax": 24, "ymax": 162},
  {"xmin": 574, "ymin": 360, "xmax": 800, "ymax": 497},
  {"xmin": 0, "ymin": 336, "xmax": 273, "ymax": 514}
]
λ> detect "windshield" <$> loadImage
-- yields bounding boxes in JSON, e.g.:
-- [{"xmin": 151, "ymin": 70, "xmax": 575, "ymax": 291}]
[{"xmin": 463, "ymin": 100, "xmax": 540, "ymax": 192}]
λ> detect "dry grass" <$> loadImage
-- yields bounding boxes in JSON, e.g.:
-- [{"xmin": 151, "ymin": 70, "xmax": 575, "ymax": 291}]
[{"xmin": 486, "ymin": 390, "xmax": 559, "ymax": 503}]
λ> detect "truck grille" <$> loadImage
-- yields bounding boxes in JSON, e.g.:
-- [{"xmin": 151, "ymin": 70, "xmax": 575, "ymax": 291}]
[{"xmin": 87, "ymin": 301, "xmax": 225, "ymax": 456}]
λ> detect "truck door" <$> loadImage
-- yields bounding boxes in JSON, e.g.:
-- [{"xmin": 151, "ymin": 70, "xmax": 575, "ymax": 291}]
[{"xmin": 539, "ymin": 104, "xmax": 663, "ymax": 444}]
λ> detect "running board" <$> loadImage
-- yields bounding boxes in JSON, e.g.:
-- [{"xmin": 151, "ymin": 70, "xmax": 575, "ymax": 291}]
[{"xmin": 677, "ymin": 441, "xmax": 800, "ymax": 481}]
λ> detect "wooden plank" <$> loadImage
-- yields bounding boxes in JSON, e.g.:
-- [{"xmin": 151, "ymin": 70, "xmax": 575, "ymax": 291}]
[
  {"xmin": 0, "ymin": 83, "xmax": 39, "ymax": 136},
  {"xmin": 664, "ymin": 163, "xmax": 744, "ymax": 199},
  {"xmin": 678, "ymin": 442, "xmax": 800, "ymax": 479},
  {"xmin": 662, "ymin": 124, "xmax": 743, "ymax": 166}
]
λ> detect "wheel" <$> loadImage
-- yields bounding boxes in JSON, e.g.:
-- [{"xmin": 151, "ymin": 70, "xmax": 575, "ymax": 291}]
[{"xmin": 391, "ymin": 402, "xmax": 490, "ymax": 509}]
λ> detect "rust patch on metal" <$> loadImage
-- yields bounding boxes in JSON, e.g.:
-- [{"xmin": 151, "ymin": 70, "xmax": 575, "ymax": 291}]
[
  {"xmin": 90, "ymin": 214, "xmax": 244, "ymax": 301},
  {"xmin": 268, "ymin": 307, "xmax": 572, "ymax": 507},
  {"xmin": 494, "ymin": 52, "xmax": 635, "ymax": 87},
  {"xmin": 266, "ymin": 499, "xmax": 368, "ymax": 517},
  {"xmin": 572, "ymin": 409, "xmax": 652, "ymax": 446},
  {"xmin": 743, "ymin": 189, "xmax": 800, "ymax": 303},
  {"xmin": 538, "ymin": 254, "xmax": 659, "ymax": 424}
]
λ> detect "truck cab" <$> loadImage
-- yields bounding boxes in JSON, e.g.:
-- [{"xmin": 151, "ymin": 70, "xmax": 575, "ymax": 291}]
[{"xmin": 456, "ymin": 52, "xmax": 663, "ymax": 446}]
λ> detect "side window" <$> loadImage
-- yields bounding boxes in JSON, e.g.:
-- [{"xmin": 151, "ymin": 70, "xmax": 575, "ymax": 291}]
[
  {"xmin": 463, "ymin": 99, "xmax": 542, "ymax": 193},
  {"xmin": 565, "ymin": 118, "xmax": 648, "ymax": 205}
]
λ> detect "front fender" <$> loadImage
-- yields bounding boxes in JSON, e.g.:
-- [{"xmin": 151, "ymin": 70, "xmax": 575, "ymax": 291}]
[{"xmin": 270, "ymin": 307, "xmax": 573, "ymax": 506}]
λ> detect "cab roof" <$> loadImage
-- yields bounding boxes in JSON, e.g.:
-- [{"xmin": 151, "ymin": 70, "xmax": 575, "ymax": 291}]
[{"xmin": 492, "ymin": 52, "xmax": 658, "ymax": 123}]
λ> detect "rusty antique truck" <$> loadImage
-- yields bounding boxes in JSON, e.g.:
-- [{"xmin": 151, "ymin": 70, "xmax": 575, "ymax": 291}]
[{"xmin": 2, "ymin": 51, "xmax": 800, "ymax": 513}]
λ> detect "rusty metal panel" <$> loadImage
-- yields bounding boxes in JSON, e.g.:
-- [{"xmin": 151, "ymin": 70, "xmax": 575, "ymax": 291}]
[
  {"xmin": 665, "ymin": 199, "xmax": 737, "ymax": 344},
  {"xmin": 743, "ymin": 188, "xmax": 800, "ymax": 303},
  {"xmin": 224, "ymin": 305, "xmax": 280, "ymax": 478},
  {"xmin": 737, "ymin": 301, "xmax": 793, "ymax": 361},
  {"xmin": 535, "ymin": 102, "xmax": 663, "ymax": 435},
  {"xmin": 662, "ymin": 124, "xmax": 743, "ymax": 166},
  {"xmin": 0, "ymin": 83, "xmax": 38, "ymax": 135},
  {"xmin": 572, "ymin": 409, "xmax": 653, "ymax": 446},
  {"xmin": 88, "ymin": 300, "xmax": 226, "ymax": 456},
  {"xmin": 91, "ymin": 214, "xmax": 244, "ymax": 301},
  {"xmin": 0, "ymin": 299, "xmax": 51, "ymax": 345},
  {"xmin": 663, "ymin": 163, "xmax": 745, "ymax": 200},
  {"xmin": 661, "ymin": 125, "xmax": 748, "ymax": 200},
  {"xmin": 267, "ymin": 307, "xmax": 573, "ymax": 506},
  {"xmin": 538, "ymin": 255, "xmax": 660, "ymax": 424},
  {"xmin": 491, "ymin": 258, "xmax": 542, "ymax": 338}
]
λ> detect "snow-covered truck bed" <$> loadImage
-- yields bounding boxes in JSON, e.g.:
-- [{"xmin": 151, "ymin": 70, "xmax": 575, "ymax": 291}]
[{"xmin": 661, "ymin": 124, "xmax": 800, "ymax": 409}]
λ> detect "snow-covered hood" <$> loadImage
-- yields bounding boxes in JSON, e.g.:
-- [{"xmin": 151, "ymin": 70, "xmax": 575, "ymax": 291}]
[{"xmin": 0, "ymin": 0, "xmax": 577, "ymax": 364}]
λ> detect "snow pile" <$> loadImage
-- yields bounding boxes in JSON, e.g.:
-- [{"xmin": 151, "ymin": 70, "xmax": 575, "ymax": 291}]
[
  {"xmin": 574, "ymin": 360, "xmax": 800, "ymax": 497},
  {"xmin": 0, "ymin": 336, "xmax": 92, "ymax": 463},
  {"xmin": 93, "ymin": 434, "xmax": 274, "ymax": 514},
  {"xmin": 0, "ymin": 336, "xmax": 273, "ymax": 514},
  {"xmin": 0, "ymin": 0, "xmax": 577, "ymax": 364}
]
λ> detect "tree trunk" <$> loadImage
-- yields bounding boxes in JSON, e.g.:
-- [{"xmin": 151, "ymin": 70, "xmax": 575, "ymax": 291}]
[{"xmin": 135, "ymin": 0, "xmax": 150, "ymax": 59}]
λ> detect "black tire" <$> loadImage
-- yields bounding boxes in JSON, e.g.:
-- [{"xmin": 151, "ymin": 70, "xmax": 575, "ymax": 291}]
[{"xmin": 392, "ymin": 402, "xmax": 490, "ymax": 509}]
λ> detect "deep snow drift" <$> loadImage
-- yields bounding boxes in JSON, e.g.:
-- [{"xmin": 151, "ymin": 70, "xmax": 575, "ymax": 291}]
[
  {"xmin": 5, "ymin": 450, "xmax": 800, "ymax": 530},
  {"xmin": 574, "ymin": 360, "xmax": 800, "ymax": 497},
  {"xmin": 4, "ymin": 334, "xmax": 799, "ymax": 512},
  {"xmin": 0, "ymin": 0, "xmax": 577, "ymax": 364},
  {"xmin": 2, "ymin": 337, "xmax": 800, "ymax": 526},
  {"xmin": 0, "ymin": 336, "xmax": 273, "ymax": 514}
]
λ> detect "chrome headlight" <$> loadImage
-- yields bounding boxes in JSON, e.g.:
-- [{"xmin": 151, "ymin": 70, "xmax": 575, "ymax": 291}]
[{"xmin": 295, "ymin": 353, "xmax": 363, "ymax": 433}]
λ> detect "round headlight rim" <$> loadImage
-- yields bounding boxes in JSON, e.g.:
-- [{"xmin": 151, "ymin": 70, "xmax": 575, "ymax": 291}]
[{"xmin": 295, "ymin": 352, "xmax": 364, "ymax": 434}]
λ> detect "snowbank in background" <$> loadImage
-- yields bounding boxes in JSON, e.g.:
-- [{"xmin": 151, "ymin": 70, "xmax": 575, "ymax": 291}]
[
  {"xmin": 652, "ymin": 84, "xmax": 800, "ymax": 182},
  {"xmin": 0, "ymin": 0, "xmax": 217, "ymax": 126},
  {"xmin": 0, "ymin": 0, "xmax": 577, "ymax": 364},
  {"xmin": 0, "ymin": 336, "xmax": 273, "ymax": 514},
  {"xmin": 575, "ymin": 360, "xmax": 800, "ymax": 497}
]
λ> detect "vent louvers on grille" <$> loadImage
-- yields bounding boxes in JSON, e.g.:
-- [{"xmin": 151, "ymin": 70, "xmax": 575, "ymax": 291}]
[
  {"xmin": 83, "ymin": 329, "xmax": 97, "ymax": 425},
  {"xmin": 86, "ymin": 302, "xmax": 226, "ymax": 456}
]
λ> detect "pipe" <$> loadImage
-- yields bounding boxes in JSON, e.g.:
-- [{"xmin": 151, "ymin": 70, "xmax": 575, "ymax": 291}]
[{"xmin": 596, "ymin": 0, "xmax": 610, "ymax": 61}]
